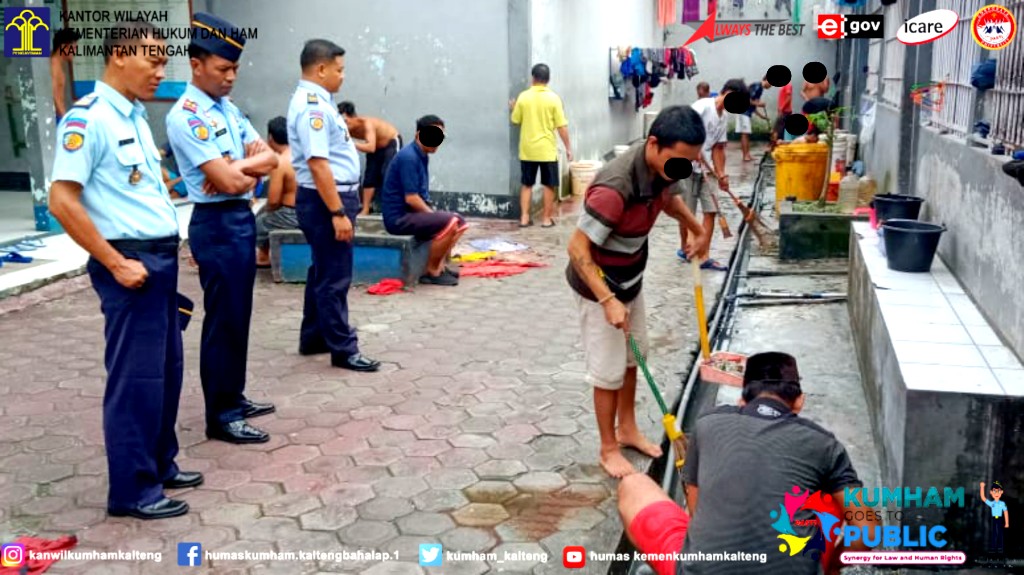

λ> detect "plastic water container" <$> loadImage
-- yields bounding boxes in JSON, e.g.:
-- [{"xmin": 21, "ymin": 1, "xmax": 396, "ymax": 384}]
[
  {"xmin": 771, "ymin": 142, "xmax": 830, "ymax": 211},
  {"xmin": 569, "ymin": 161, "xmax": 603, "ymax": 196},
  {"xmin": 838, "ymin": 169, "xmax": 859, "ymax": 213},
  {"xmin": 882, "ymin": 219, "xmax": 946, "ymax": 273}
]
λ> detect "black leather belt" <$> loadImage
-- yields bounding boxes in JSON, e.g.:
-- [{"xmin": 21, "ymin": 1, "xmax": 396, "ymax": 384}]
[
  {"xmin": 193, "ymin": 199, "xmax": 251, "ymax": 211},
  {"xmin": 108, "ymin": 236, "xmax": 180, "ymax": 254}
]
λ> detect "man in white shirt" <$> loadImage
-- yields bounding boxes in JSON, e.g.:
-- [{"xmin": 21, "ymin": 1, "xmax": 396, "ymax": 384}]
[{"xmin": 678, "ymin": 79, "xmax": 748, "ymax": 272}]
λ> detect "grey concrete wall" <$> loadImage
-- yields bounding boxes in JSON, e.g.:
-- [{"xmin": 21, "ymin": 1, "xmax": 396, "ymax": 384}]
[
  {"xmin": 528, "ymin": 0, "xmax": 658, "ymax": 161},
  {"xmin": 865, "ymin": 103, "xmax": 902, "ymax": 195},
  {"xmin": 207, "ymin": 0, "xmax": 513, "ymax": 202},
  {"xmin": 916, "ymin": 128, "xmax": 1024, "ymax": 360},
  {"xmin": 663, "ymin": 0, "xmax": 836, "ymax": 117}
]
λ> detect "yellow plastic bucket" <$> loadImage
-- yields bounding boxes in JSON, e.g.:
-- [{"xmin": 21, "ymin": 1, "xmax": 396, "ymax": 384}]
[
  {"xmin": 771, "ymin": 143, "xmax": 829, "ymax": 212},
  {"xmin": 570, "ymin": 161, "xmax": 603, "ymax": 196}
]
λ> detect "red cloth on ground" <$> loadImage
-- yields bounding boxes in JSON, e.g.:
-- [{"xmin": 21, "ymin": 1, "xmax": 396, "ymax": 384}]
[
  {"xmin": 0, "ymin": 535, "xmax": 77, "ymax": 574},
  {"xmin": 459, "ymin": 260, "xmax": 546, "ymax": 278},
  {"xmin": 367, "ymin": 278, "xmax": 405, "ymax": 295}
]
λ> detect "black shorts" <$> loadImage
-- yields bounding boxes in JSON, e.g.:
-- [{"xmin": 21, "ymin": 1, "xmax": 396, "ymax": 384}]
[
  {"xmin": 388, "ymin": 211, "xmax": 465, "ymax": 241},
  {"xmin": 363, "ymin": 136, "xmax": 402, "ymax": 189},
  {"xmin": 521, "ymin": 161, "xmax": 559, "ymax": 187}
]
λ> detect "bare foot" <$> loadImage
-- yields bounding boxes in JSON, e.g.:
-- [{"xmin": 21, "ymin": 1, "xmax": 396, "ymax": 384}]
[
  {"xmin": 743, "ymin": 156, "xmax": 755, "ymax": 162},
  {"xmin": 600, "ymin": 446, "xmax": 637, "ymax": 478},
  {"xmin": 617, "ymin": 429, "xmax": 664, "ymax": 458}
]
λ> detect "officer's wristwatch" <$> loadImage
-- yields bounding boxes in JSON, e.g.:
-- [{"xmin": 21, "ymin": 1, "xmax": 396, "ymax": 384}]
[{"xmin": 330, "ymin": 209, "xmax": 347, "ymax": 219}]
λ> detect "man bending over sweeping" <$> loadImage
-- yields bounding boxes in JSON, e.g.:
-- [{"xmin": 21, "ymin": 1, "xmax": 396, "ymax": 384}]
[
  {"xmin": 567, "ymin": 105, "xmax": 709, "ymax": 478},
  {"xmin": 617, "ymin": 352, "xmax": 878, "ymax": 575}
]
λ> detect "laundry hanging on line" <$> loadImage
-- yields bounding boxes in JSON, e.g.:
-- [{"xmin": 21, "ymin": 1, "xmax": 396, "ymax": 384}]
[{"xmin": 609, "ymin": 45, "xmax": 700, "ymax": 111}]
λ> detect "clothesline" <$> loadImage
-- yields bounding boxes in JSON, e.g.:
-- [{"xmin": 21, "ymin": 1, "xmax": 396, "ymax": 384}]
[{"xmin": 609, "ymin": 46, "xmax": 701, "ymax": 110}]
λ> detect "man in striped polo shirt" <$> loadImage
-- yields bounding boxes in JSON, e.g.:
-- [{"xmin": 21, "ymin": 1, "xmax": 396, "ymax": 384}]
[{"xmin": 567, "ymin": 105, "xmax": 709, "ymax": 477}]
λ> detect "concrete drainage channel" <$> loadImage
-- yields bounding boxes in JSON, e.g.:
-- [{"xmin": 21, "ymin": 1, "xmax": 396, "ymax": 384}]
[
  {"xmin": 611, "ymin": 159, "xmax": 882, "ymax": 575},
  {"xmin": 609, "ymin": 161, "xmax": 769, "ymax": 575}
]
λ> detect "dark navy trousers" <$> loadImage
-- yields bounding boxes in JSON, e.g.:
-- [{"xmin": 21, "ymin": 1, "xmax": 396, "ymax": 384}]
[
  {"xmin": 188, "ymin": 201, "xmax": 256, "ymax": 427},
  {"xmin": 295, "ymin": 186, "xmax": 361, "ymax": 357},
  {"xmin": 88, "ymin": 238, "xmax": 181, "ymax": 511}
]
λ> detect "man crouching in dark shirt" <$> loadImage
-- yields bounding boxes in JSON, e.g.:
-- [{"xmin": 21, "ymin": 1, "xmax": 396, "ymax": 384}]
[{"xmin": 617, "ymin": 352, "xmax": 879, "ymax": 575}]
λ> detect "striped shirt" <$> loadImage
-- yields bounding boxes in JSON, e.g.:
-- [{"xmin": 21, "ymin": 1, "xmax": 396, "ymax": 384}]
[{"xmin": 565, "ymin": 144, "xmax": 679, "ymax": 303}]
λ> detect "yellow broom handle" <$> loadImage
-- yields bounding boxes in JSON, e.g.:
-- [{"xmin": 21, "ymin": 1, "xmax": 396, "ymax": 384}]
[{"xmin": 691, "ymin": 258, "xmax": 711, "ymax": 361}]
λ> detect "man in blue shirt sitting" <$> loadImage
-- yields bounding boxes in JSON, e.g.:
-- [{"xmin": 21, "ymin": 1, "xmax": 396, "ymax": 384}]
[{"xmin": 380, "ymin": 115, "xmax": 466, "ymax": 286}]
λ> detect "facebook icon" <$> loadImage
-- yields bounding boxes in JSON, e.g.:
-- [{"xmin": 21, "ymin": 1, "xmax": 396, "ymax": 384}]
[{"xmin": 177, "ymin": 542, "xmax": 202, "ymax": 567}]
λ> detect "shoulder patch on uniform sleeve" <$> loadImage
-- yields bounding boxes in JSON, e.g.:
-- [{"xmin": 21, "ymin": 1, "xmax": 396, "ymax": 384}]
[
  {"xmin": 306, "ymin": 92, "xmax": 318, "ymax": 104},
  {"xmin": 63, "ymin": 117, "xmax": 88, "ymax": 131},
  {"xmin": 70, "ymin": 94, "xmax": 98, "ymax": 109},
  {"xmin": 186, "ymin": 116, "xmax": 209, "ymax": 141},
  {"xmin": 182, "ymin": 99, "xmax": 198, "ymax": 113},
  {"xmin": 310, "ymin": 116, "xmax": 324, "ymax": 131},
  {"xmin": 63, "ymin": 131, "xmax": 85, "ymax": 152}
]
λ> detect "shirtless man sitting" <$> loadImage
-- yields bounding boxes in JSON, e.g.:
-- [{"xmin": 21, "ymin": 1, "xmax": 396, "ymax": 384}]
[
  {"xmin": 255, "ymin": 117, "xmax": 299, "ymax": 267},
  {"xmin": 339, "ymin": 101, "xmax": 402, "ymax": 216}
]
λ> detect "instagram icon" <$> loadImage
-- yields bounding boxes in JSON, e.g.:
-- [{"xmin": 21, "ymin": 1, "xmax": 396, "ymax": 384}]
[{"xmin": 1, "ymin": 543, "xmax": 25, "ymax": 567}]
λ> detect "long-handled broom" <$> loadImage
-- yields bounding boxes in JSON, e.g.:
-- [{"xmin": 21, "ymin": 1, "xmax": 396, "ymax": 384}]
[{"xmin": 628, "ymin": 334, "xmax": 688, "ymax": 469}]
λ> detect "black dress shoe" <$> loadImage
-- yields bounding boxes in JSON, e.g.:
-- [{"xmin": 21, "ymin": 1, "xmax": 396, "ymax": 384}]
[
  {"xmin": 163, "ymin": 471, "xmax": 204, "ymax": 489},
  {"xmin": 108, "ymin": 497, "xmax": 189, "ymax": 520},
  {"xmin": 241, "ymin": 399, "xmax": 276, "ymax": 419},
  {"xmin": 299, "ymin": 339, "xmax": 330, "ymax": 355},
  {"xmin": 206, "ymin": 420, "xmax": 270, "ymax": 444},
  {"xmin": 331, "ymin": 352, "xmax": 381, "ymax": 372}
]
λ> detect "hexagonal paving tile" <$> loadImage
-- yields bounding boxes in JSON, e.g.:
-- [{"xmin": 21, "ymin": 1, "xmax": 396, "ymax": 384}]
[
  {"xmin": 412, "ymin": 489, "xmax": 470, "ymax": 513},
  {"xmin": 440, "ymin": 526, "xmax": 498, "ymax": 553},
  {"xmin": 362, "ymin": 562, "xmax": 425, "ymax": 575},
  {"xmin": 357, "ymin": 497, "xmax": 415, "ymax": 521},
  {"xmin": 512, "ymin": 472, "xmax": 567, "ymax": 493},
  {"xmin": 319, "ymin": 483, "xmax": 375, "ymax": 507},
  {"xmin": 424, "ymin": 468, "xmax": 479, "ymax": 490},
  {"xmin": 353, "ymin": 446, "xmax": 404, "ymax": 467},
  {"xmin": 452, "ymin": 503, "xmax": 510, "ymax": 527},
  {"xmin": 401, "ymin": 440, "xmax": 452, "ymax": 458},
  {"xmin": 373, "ymin": 476, "xmax": 429, "ymax": 499},
  {"xmin": 299, "ymin": 503, "xmax": 358, "ymax": 531},
  {"xmin": 237, "ymin": 516, "xmax": 303, "ymax": 542},
  {"xmin": 463, "ymin": 481, "xmax": 518, "ymax": 504},
  {"xmin": 396, "ymin": 511, "xmax": 456, "ymax": 536},
  {"xmin": 473, "ymin": 459, "xmax": 528, "ymax": 480},
  {"xmin": 436, "ymin": 448, "xmax": 488, "ymax": 469},
  {"xmin": 389, "ymin": 456, "xmax": 441, "ymax": 477},
  {"xmin": 338, "ymin": 520, "xmax": 399, "ymax": 547},
  {"xmin": 200, "ymin": 502, "xmax": 261, "ymax": 526},
  {"xmin": 262, "ymin": 492, "xmax": 323, "ymax": 517}
]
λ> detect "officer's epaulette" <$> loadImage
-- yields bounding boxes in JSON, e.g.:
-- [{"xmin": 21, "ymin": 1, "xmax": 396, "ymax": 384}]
[
  {"xmin": 70, "ymin": 94, "xmax": 98, "ymax": 109},
  {"xmin": 306, "ymin": 92, "xmax": 318, "ymax": 105},
  {"xmin": 182, "ymin": 99, "xmax": 198, "ymax": 113}
]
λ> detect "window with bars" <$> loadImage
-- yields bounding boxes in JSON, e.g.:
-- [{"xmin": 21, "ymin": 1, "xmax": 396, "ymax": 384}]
[
  {"xmin": 928, "ymin": 0, "xmax": 982, "ymax": 137},
  {"xmin": 880, "ymin": 1, "xmax": 909, "ymax": 108},
  {"xmin": 991, "ymin": 0, "xmax": 1024, "ymax": 148}
]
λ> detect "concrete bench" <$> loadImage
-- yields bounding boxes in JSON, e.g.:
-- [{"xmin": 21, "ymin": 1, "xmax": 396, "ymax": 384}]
[
  {"xmin": 269, "ymin": 228, "xmax": 430, "ymax": 286},
  {"xmin": 848, "ymin": 221, "xmax": 1024, "ymax": 557}
]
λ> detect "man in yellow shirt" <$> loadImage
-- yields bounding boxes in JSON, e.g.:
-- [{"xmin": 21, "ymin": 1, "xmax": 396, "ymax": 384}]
[{"xmin": 511, "ymin": 64, "xmax": 572, "ymax": 227}]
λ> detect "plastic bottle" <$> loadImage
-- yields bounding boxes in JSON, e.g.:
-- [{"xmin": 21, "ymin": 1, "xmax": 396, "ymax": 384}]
[
  {"xmin": 838, "ymin": 168, "xmax": 859, "ymax": 213},
  {"xmin": 858, "ymin": 174, "xmax": 877, "ymax": 207}
]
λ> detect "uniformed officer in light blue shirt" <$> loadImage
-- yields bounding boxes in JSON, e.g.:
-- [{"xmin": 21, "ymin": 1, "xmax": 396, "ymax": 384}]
[
  {"xmin": 166, "ymin": 13, "xmax": 278, "ymax": 445},
  {"xmin": 49, "ymin": 20, "xmax": 201, "ymax": 521},
  {"xmin": 287, "ymin": 39, "xmax": 380, "ymax": 372}
]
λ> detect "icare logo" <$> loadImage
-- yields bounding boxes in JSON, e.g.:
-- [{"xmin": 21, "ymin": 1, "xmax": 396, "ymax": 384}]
[{"xmin": 898, "ymin": 9, "xmax": 960, "ymax": 45}]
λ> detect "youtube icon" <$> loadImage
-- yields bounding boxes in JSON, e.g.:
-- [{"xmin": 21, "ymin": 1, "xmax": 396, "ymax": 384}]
[{"xmin": 563, "ymin": 546, "xmax": 586, "ymax": 568}]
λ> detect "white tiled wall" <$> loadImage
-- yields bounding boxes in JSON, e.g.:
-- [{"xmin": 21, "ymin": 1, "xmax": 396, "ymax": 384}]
[{"xmin": 854, "ymin": 221, "xmax": 1024, "ymax": 397}]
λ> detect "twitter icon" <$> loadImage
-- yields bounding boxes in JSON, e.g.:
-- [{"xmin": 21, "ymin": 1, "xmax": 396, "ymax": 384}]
[{"xmin": 419, "ymin": 544, "xmax": 443, "ymax": 566}]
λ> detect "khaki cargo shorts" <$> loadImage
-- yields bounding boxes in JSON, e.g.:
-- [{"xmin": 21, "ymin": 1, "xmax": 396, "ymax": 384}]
[{"xmin": 575, "ymin": 290, "xmax": 649, "ymax": 390}]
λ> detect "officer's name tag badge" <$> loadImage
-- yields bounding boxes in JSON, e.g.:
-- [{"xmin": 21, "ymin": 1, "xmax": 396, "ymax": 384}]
[{"xmin": 63, "ymin": 131, "xmax": 85, "ymax": 152}]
